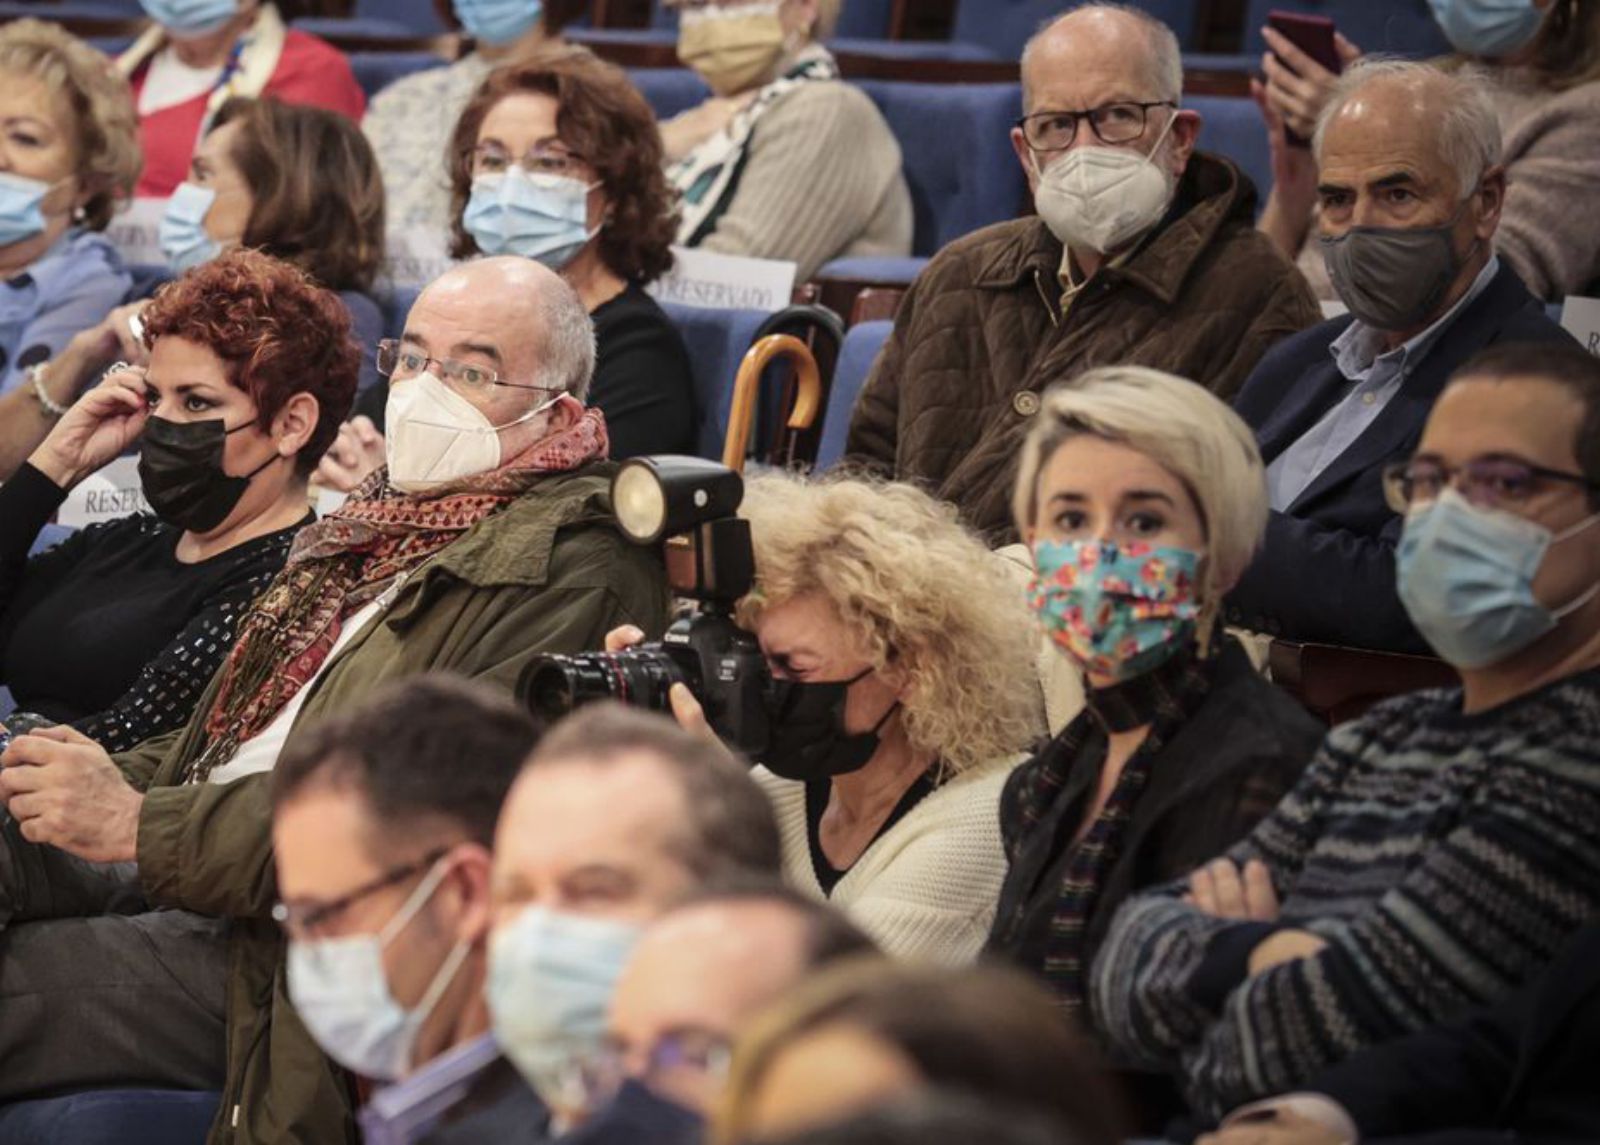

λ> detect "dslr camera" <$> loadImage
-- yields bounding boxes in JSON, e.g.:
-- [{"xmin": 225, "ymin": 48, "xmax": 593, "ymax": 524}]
[{"xmin": 519, "ymin": 457, "xmax": 772, "ymax": 755}]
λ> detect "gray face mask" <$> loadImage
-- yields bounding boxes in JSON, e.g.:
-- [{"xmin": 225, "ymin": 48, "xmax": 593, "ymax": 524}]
[{"xmin": 1320, "ymin": 205, "xmax": 1478, "ymax": 332}]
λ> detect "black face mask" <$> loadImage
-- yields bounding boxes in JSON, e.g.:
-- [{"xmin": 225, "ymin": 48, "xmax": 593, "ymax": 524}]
[
  {"xmin": 761, "ymin": 665, "xmax": 901, "ymax": 782},
  {"xmin": 138, "ymin": 415, "xmax": 278, "ymax": 533},
  {"xmin": 576, "ymin": 1079, "xmax": 703, "ymax": 1145}
]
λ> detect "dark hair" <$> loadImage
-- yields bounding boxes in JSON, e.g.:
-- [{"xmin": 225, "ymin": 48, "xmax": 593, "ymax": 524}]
[
  {"xmin": 1453, "ymin": 340, "xmax": 1600, "ymax": 505},
  {"xmin": 430, "ymin": 0, "xmax": 586, "ymax": 35},
  {"xmin": 447, "ymin": 44, "xmax": 679, "ymax": 283},
  {"xmin": 749, "ymin": 1094, "xmax": 1093, "ymax": 1145},
  {"xmin": 1518, "ymin": 0, "xmax": 1600, "ymax": 91},
  {"xmin": 141, "ymin": 248, "xmax": 359, "ymax": 475},
  {"xmin": 526, "ymin": 703, "xmax": 782, "ymax": 881},
  {"xmin": 675, "ymin": 878, "xmax": 878, "ymax": 969},
  {"xmin": 273, "ymin": 674, "xmax": 543, "ymax": 854},
  {"xmin": 209, "ymin": 97, "xmax": 385, "ymax": 293}
]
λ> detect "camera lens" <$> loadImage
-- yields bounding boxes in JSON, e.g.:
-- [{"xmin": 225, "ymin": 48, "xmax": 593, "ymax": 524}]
[{"xmin": 521, "ymin": 650, "xmax": 683, "ymax": 721}]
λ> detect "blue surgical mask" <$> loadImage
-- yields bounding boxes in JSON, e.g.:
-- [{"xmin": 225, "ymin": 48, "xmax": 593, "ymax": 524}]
[
  {"xmin": 487, "ymin": 906, "xmax": 641, "ymax": 1113},
  {"xmin": 462, "ymin": 170, "xmax": 596, "ymax": 270},
  {"xmin": 140, "ymin": 0, "xmax": 240, "ymax": 37},
  {"xmin": 455, "ymin": 0, "xmax": 544, "ymax": 45},
  {"xmin": 1397, "ymin": 487, "xmax": 1600, "ymax": 669},
  {"xmin": 159, "ymin": 182, "xmax": 220, "ymax": 273},
  {"xmin": 0, "ymin": 172, "xmax": 55, "ymax": 247},
  {"xmin": 1428, "ymin": 0, "xmax": 1546, "ymax": 58},
  {"xmin": 287, "ymin": 861, "xmax": 471, "ymax": 1082}
]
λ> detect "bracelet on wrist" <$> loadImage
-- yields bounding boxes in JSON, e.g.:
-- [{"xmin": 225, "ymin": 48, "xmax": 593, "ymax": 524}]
[{"xmin": 27, "ymin": 362, "xmax": 69, "ymax": 418}]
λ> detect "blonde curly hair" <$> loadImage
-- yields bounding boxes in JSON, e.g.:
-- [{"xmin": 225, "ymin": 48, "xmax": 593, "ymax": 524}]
[
  {"xmin": 0, "ymin": 20, "xmax": 141, "ymax": 232},
  {"xmin": 735, "ymin": 472, "xmax": 1042, "ymax": 774}
]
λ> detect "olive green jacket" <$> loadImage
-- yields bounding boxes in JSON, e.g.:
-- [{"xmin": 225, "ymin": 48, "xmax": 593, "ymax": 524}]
[{"xmin": 113, "ymin": 466, "xmax": 669, "ymax": 1144}]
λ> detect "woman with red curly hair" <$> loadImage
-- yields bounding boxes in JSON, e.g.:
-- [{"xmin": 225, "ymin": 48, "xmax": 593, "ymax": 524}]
[{"xmin": 0, "ymin": 248, "xmax": 357, "ymax": 753}]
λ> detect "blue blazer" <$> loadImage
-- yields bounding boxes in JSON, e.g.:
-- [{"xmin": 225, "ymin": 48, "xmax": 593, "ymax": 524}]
[{"xmin": 1226, "ymin": 264, "xmax": 1575, "ymax": 653}]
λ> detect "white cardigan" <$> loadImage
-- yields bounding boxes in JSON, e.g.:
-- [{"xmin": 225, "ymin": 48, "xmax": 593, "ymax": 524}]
[{"xmin": 753, "ymin": 757, "xmax": 1021, "ymax": 966}]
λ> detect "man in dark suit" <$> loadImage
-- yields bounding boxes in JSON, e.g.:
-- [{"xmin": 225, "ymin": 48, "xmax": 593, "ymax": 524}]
[
  {"xmin": 1227, "ymin": 60, "xmax": 1575, "ymax": 653},
  {"xmin": 1198, "ymin": 923, "xmax": 1600, "ymax": 1145}
]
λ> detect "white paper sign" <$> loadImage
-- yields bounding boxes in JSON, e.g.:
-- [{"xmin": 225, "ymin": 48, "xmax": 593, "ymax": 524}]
[
  {"xmin": 57, "ymin": 455, "xmax": 148, "ymax": 529},
  {"xmin": 647, "ymin": 246, "xmax": 797, "ymax": 311},
  {"xmin": 1560, "ymin": 295, "xmax": 1600, "ymax": 355},
  {"xmin": 1320, "ymin": 299, "xmax": 1350, "ymax": 321},
  {"xmin": 105, "ymin": 196, "xmax": 168, "ymax": 268}
]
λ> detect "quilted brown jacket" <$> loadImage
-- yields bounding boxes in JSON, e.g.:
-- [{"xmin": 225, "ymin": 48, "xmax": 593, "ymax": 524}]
[{"xmin": 844, "ymin": 152, "xmax": 1319, "ymax": 544}]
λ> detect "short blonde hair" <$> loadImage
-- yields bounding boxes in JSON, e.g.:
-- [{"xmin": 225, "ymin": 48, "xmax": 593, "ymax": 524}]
[
  {"xmin": 736, "ymin": 472, "xmax": 1041, "ymax": 774},
  {"xmin": 1011, "ymin": 366, "xmax": 1269, "ymax": 637},
  {"xmin": 0, "ymin": 20, "xmax": 140, "ymax": 231}
]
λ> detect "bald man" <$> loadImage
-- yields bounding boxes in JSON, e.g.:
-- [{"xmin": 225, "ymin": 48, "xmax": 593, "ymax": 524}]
[
  {"xmin": 845, "ymin": 3, "xmax": 1318, "ymax": 544},
  {"xmin": 0, "ymin": 256, "xmax": 668, "ymax": 1143},
  {"xmin": 1227, "ymin": 60, "xmax": 1575, "ymax": 653}
]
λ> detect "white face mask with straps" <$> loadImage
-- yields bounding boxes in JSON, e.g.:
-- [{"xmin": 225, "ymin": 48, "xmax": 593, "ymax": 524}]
[
  {"xmin": 385, "ymin": 371, "xmax": 558, "ymax": 494},
  {"xmin": 1031, "ymin": 110, "xmax": 1178, "ymax": 255}
]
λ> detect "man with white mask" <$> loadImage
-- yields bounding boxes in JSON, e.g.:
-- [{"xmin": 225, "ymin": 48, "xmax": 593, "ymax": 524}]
[
  {"xmin": 0, "ymin": 256, "xmax": 668, "ymax": 1144},
  {"xmin": 845, "ymin": 3, "xmax": 1318, "ymax": 544}
]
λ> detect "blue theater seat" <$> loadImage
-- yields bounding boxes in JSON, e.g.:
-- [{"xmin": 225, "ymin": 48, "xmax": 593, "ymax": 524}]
[
  {"xmin": 816, "ymin": 319, "xmax": 892, "ymax": 470},
  {"xmin": 951, "ymin": 0, "xmax": 1204, "ymax": 57},
  {"xmin": 385, "ymin": 286, "xmax": 423, "ymax": 340},
  {"xmin": 295, "ymin": 0, "xmax": 447, "ymax": 41},
  {"xmin": 349, "ymin": 51, "xmax": 447, "ymax": 100},
  {"xmin": 1187, "ymin": 94, "xmax": 1273, "ymax": 208},
  {"xmin": 658, "ymin": 302, "xmax": 772, "ymax": 459},
  {"xmin": 1241, "ymin": 0, "xmax": 1450, "ymax": 56},
  {"xmin": 815, "ymin": 255, "xmax": 930, "ymax": 288},
  {"xmin": 831, "ymin": 37, "xmax": 1000, "ymax": 61},
  {"xmin": 0, "ymin": 1, "xmax": 140, "ymax": 17},
  {"xmin": 626, "ymin": 67, "xmax": 712, "ymax": 121},
  {"xmin": 0, "ymin": 1090, "xmax": 221, "ymax": 1145},
  {"xmin": 854, "ymin": 80, "xmax": 1027, "ymax": 257}
]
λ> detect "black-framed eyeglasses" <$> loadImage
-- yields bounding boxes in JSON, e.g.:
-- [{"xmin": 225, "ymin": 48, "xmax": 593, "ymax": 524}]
[
  {"xmin": 376, "ymin": 339, "xmax": 555, "ymax": 396},
  {"xmin": 1017, "ymin": 100, "xmax": 1177, "ymax": 151},
  {"xmin": 272, "ymin": 846, "xmax": 449, "ymax": 937},
  {"xmin": 1383, "ymin": 456, "xmax": 1600, "ymax": 514}
]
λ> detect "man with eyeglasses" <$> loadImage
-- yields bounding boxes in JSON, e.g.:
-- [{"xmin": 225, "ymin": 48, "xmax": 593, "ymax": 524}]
[
  {"xmin": 1227, "ymin": 60, "xmax": 1575, "ymax": 654},
  {"xmin": 843, "ymin": 3, "xmax": 1318, "ymax": 545},
  {"xmin": 1090, "ymin": 339, "xmax": 1600, "ymax": 1127},
  {"xmin": 0, "ymin": 256, "xmax": 669, "ymax": 1144}
]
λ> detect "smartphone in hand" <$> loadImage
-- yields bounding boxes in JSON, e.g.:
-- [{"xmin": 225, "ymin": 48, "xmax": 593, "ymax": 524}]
[{"xmin": 1267, "ymin": 9, "xmax": 1343, "ymax": 148}]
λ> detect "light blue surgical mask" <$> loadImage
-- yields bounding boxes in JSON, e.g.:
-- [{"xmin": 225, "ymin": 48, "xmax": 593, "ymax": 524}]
[
  {"xmin": 1397, "ymin": 487, "xmax": 1600, "ymax": 669},
  {"xmin": 159, "ymin": 182, "xmax": 221, "ymax": 273},
  {"xmin": 140, "ymin": 0, "xmax": 240, "ymax": 37},
  {"xmin": 487, "ymin": 906, "xmax": 641, "ymax": 1113},
  {"xmin": 0, "ymin": 172, "xmax": 55, "ymax": 247},
  {"xmin": 455, "ymin": 0, "xmax": 544, "ymax": 45},
  {"xmin": 287, "ymin": 860, "xmax": 470, "ymax": 1083},
  {"xmin": 1428, "ymin": 0, "xmax": 1546, "ymax": 58},
  {"xmin": 462, "ymin": 170, "xmax": 597, "ymax": 270}
]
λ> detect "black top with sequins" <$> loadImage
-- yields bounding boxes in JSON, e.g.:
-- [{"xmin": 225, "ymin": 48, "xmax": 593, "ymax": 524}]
[{"xmin": 0, "ymin": 462, "xmax": 308, "ymax": 753}]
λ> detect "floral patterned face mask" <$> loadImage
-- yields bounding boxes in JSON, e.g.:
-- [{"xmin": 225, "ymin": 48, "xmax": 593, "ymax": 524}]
[{"xmin": 1027, "ymin": 538, "xmax": 1201, "ymax": 682}]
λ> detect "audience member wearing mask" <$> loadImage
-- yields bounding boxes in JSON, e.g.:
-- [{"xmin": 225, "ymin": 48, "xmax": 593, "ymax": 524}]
[
  {"xmin": 844, "ymin": 5, "xmax": 1318, "ymax": 544},
  {"xmin": 366, "ymin": 0, "xmax": 585, "ymax": 283},
  {"xmin": 567, "ymin": 883, "xmax": 876, "ymax": 1145},
  {"xmin": 612, "ymin": 473, "xmax": 1043, "ymax": 963},
  {"xmin": 986, "ymin": 372, "xmax": 1322, "ymax": 1036},
  {"xmin": 271, "ymin": 677, "xmax": 541, "ymax": 1112},
  {"xmin": 0, "ymin": 257, "xmax": 668, "ymax": 1144},
  {"xmin": 0, "ymin": 22, "xmax": 138, "ymax": 403},
  {"xmin": 457, "ymin": 705, "xmax": 782, "ymax": 1138},
  {"xmin": 117, "ymin": 0, "xmax": 364, "ymax": 198},
  {"xmin": 663, "ymin": 0, "xmax": 912, "ymax": 280},
  {"xmin": 711, "ymin": 961, "xmax": 1126, "ymax": 1145},
  {"xmin": 325, "ymin": 48, "xmax": 696, "ymax": 490},
  {"xmin": 1227, "ymin": 61, "xmax": 1574, "ymax": 654},
  {"xmin": 0, "ymin": 251, "xmax": 354, "ymax": 755},
  {"xmin": 1091, "ymin": 346, "xmax": 1600, "ymax": 1124},
  {"xmin": 1255, "ymin": 0, "xmax": 1600, "ymax": 303}
]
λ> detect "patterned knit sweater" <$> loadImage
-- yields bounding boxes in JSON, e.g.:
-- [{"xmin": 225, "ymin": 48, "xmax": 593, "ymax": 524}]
[{"xmin": 1089, "ymin": 669, "xmax": 1600, "ymax": 1122}]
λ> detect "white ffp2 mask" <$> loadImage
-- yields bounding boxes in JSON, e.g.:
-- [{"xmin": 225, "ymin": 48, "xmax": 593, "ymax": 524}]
[
  {"xmin": 385, "ymin": 371, "xmax": 556, "ymax": 494},
  {"xmin": 1032, "ymin": 113, "xmax": 1178, "ymax": 255}
]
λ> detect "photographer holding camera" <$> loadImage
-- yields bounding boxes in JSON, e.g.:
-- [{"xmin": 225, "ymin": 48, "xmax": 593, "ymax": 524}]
[{"xmin": 597, "ymin": 471, "xmax": 1044, "ymax": 965}]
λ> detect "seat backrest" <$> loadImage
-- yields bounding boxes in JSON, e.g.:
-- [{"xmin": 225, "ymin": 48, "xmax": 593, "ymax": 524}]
[
  {"xmin": 626, "ymin": 67, "xmax": 712, "ymax": 120},
  {"xmin": 356, "ymin": 0, "xmax": 446, "ymax": 35},
  {"xmin": 952, "ymin": 0, "xmax": 1203, "ymax": 55},
  {"xmin": 1187, "ymin": 94, "xmax": 1273, "ymax": 208},
  {"xmin": 834, "ymin": 0, "xmax": 895, "ymax": 39},
  {"xmin": 658, "ymin": 301, "xmax": 774, "ymax": 458},
  {"xmin": 1268, "ymin": 640, "xmax": 1459, "ymax": 726},
  {"xmin": 350, "ymin": 51, "xmax": 448, "ymax": 100},
  {"xmin": 1242, "ymin": 0, "xmax": 1450, "ymax": 56},
  {"xmin": 854, "ymin": 80, "xmax": 1026, "ymax": 255},
  {"xmin": 816, "ymin": 319, "xmax": 892, "ymax": 469},
  {"xmin": 385, "ymin": 286, "xmax": 423, "ymax": 341}
]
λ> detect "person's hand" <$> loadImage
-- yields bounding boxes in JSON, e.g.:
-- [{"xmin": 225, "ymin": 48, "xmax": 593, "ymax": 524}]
[
  {"xmin": 1187, "ymin": 858, "xmax": 1280, "ymax": 921},
  {"xmin": 602, "ymin": 625, "xmax": 713, "ymax": 737},
  {"xmin": 1260, "ymin": 26, "xmax": 1362, "ymax": 141},
  {"xmin": 0, "ymin": 725, "xmax": 142, "ymax": 863},
  {"xmin": 95, "ymin": 300, "xmax": 152, "ymax": 366},
  {"xmin": 1198, "ymin": 1108, "xmax": 1350, "ymax": 1145},
  {"xmin": 28, "ymin": 365, "xmax": 150, "ymax": 489},
  {"xmin": 1249, "ymin": 928, "xmax": 1328, "ymax": 976},
  {"xmin": 315, "ymin": 416, "xmax": 386, "ymax": 492},
  {"xmin": 1251, "ymin": 75, "xmax": 1319, "ymax": 222}
]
